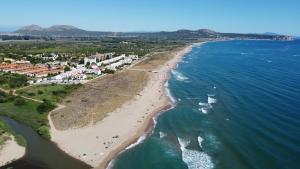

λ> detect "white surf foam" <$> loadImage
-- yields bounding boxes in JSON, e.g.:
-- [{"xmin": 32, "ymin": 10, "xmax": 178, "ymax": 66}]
[
  {"xmin": 198, "ymin": 99, "xmax": 213, "ymax": 114},
  {"xmin": 178, "ymin": 137, "xmax": 214, "ymax": 169},
  {"xmin": 171, "ymin": 70, "xmax": 189, "ymax": 82},
  {"xmin": 125, "ymin": 134, "xmax": 146, "ymax": 150},
  {"xmin": 152, "ymin": 116, "xmax": 158, "ymax": 127},
  {"xmin": 159, "ymin": 131, "xmax": 168, "ymax": 138},
  {"xmin": 198, "ymin": 102, "xmax": 208, "ymax": 106},
  {"xmin": 164, "ymin": 81, "xmax": 176, "ymax": 103},
  {"xmin": 198, "ymin": 136, "xmax": 204, "ymax": 148},
  {"xmin": 199, "ymin": 107, "xmax": 209, "ymax": 114},
  {"xmin": 106, "ymin": 159, "xmax": 115, "ymax": 169},
  {"xmin": 207, "ymin": 95, "xmax": 217, "ymax": 104}
]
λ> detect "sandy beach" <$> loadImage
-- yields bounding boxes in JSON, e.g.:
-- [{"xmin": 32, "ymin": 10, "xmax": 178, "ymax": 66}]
[
  {"xmin": 49, "ymin": 43, "xmax": 204, "ymax": 168},
  {"xmin": 0, "ymin": 137, "xmax": 25, "ymax": 167}
]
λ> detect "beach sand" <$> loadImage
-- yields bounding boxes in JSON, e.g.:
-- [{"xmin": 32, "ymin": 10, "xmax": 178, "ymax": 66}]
[
  {"xmin": 49, "ymin": 43, "xmax": 203, "ymax": 168},
  {"xmin": 0, "ymin": 137, "xmax": 25, "ymax": 167}
]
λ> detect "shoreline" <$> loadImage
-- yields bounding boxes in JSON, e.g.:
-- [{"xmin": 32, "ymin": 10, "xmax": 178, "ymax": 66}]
[
  {"xmin": 102, "ymin": 42, "xmax": 209, "ymax": 169},
  {"xmin": 0, "ymin": 137, "xmax": 25, "ymax": 167},
  {"xmin": 48, "ymin": 42, "xmax": 205, "ymax": 168}
]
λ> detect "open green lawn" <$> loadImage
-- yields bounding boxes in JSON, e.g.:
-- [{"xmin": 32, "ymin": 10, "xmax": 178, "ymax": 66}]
[
  {"xmin": 16, "ymin": 84, "xmax": 81, "ymax": 103},
  {"xmin": 0, "ymin": 84, "xmax": 81, "ymax": 139},
  {"xmin": 0, "ymin": 91, "xmax": 54, "ymax": 139},
  {"xmin": 0, "ymin": 100, "xmax": 47, "ymax": 130}
]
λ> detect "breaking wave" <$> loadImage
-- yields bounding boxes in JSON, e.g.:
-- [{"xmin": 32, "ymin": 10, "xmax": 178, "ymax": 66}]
[
  {"xmin": 198, "ymin": 94, "xmax": 217, "ymax": 114},
  {"xmin": 171, "ymin": 70, "xmax": 189, "ymax": 82},
  {"xmin": 159, "ymin": 131, "xmax": 167, "ymax": 138},
  {"xmin": 126, "ymin": 134, "xmax": 147, "ymax": 150},
  {"xmin": 164, "ymin": 81, "xmax": 176, "ymax": 103},
  {"xmin": 199, "ymin": 106, "xmax": 210, "ymax": 114},
  {"xmin": 207, "ymin": 95, "xmax": 217, "ymax": 104},
  {"xmin": 198, "ymin": 136, "xmax": 204, "ymax": 148},
  {"xmin": 178, "ymin": 137, "xmax": 214, "ymax": 169}
]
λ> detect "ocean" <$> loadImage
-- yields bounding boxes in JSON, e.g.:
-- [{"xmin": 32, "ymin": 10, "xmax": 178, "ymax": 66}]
[{"xmin": 110, "ymin": 40, "xmax": 300, "ymax": 169}]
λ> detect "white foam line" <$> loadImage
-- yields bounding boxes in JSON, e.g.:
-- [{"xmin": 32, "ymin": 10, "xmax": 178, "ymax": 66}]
[
  {"xmin": 198, "ymin": 136, "xmax": 203, "ymax": 148},
  {"xmin": 171, "ymin": 70, "xmax": 189, "ymax": 82},
  {"xmin": 164, "ymin": 81, "xmax": 176, "ymax": 103},
  {"xmin": 125, "ymin": 134, "xmax": 147, "ymax": 150}
]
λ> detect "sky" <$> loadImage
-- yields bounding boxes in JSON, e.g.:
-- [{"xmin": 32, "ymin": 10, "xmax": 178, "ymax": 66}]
[{"xmin": 0, "ymin": 0, "xmax": 299, "ymax": 35}]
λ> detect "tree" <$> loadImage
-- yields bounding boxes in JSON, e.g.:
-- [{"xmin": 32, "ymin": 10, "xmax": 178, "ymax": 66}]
[
  {"xmin": 37, "ymin": 126, "xmax": 51, "ymax": 139},
  {"xmin": 37, "ymin": 90, "xmax": 44, "ymax": 95},
  {"xmin": 64, "ymin": 66, "xmax": 71, "ymax": 72},
  {"xmin": 37, "ymin": 100, "xmax": 56, "ymax": 113},
  {"xmin": 85, "ymin": 61, "xmax": 90, "ymax": 68},
  {"xmin": 79, "ymin": 58, "xmax": 84, "ymax": 64}
]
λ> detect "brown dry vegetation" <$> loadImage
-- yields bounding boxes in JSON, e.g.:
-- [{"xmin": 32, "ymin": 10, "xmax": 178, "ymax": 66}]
[
  {"xmin": 51, "ymin": 70, "xmax": 148, "ymax": 130},
  {"xmin": 133, "ymin": 47, "xmax": 186, "ymax": 70},
  {"xmin": 51, "ymin": 47, "xmax": 184, "ymax": 130}
]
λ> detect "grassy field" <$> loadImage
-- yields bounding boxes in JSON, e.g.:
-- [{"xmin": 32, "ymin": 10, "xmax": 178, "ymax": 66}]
[
  {"xmin": 0, "ymin": 83, "xmax": 81, "ymax": 139},
  {"xmin": 16, "ymin": 84, "xmax": 82, "ymax": 103},
  {"xmin": 0, "ymin": 119, "xmax": 26, "ymax": 147},
  {"xmin": 0, "ymin": 91, "xmax": 54, "ymax": 139}
]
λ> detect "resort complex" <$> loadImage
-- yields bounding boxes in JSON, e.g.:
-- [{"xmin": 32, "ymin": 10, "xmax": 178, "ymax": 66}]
[{"xmin": 0, "ymin": 53, "xmax": 139, "ymax": 84}]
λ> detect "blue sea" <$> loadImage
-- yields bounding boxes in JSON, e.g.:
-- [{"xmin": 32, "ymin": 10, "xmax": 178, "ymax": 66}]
[{"xmin": 110, "ymin": 40, "xmax": 300, "ymax": 169}]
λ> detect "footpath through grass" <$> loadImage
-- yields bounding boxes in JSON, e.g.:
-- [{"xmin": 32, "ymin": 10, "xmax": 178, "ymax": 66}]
[
  {"xmin": 0, "ymin": 91, "xmax": 52, "ymax": 139},
  {"xmin": 0, "ymin": 84, "xmax": 81, "ymax": 139},
  {"xmin": 16, "ymin": 83, "xmax": 82, "ymax": 103}
]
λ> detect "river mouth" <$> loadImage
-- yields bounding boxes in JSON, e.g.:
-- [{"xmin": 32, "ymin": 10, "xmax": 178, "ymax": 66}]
[{"xmin": 0, "ymin": 116, "xmax": 91, "ymax": 169}]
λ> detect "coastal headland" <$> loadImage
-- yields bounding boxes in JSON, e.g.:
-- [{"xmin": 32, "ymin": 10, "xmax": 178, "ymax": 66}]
[{"xmin": 49, "ymin": 42, "xmax": 205, "ymax": 168}]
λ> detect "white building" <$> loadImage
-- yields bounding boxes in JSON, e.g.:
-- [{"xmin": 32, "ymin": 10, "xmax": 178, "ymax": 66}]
[
  {"xmin": 54, "ymin": 67, "xmax": 86, "ymax": 80},
  {"xmin": 129, "ymin": 55, "xmax": 139, "ymax": 60},
  {"xmin": 99, "ymin": 54, "xmax": 126, "ymax": 66},
  {"xmin": 16, "ymin": 60, "xmax": 31, "ymax": 64},
  {"xmin": 123, "ymin": 57, "xmax": 132, "ymax": 64},
  {"xmin": 84, "ymin": 56, "xmax": 97, "ymax": 65},
  {"xmin": 85, "ymin": 68, "xmax": 101, "ymax": 75}
]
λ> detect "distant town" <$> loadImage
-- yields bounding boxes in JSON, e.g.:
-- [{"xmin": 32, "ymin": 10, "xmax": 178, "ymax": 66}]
[{"xmin": 0, "ymin": 51, "xmax": 139, "ymax": 85}]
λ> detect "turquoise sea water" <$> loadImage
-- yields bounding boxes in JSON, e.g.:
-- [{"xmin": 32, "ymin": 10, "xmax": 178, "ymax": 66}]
[{"xmin": 111, "ymin": 40, "xmax": 300, "ymax": 169}]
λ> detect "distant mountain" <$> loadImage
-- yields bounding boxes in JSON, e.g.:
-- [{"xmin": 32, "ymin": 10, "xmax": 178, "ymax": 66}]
[
  {"xmin": 11, "ymin": 24, "xmax": 292, "ymax": 41},
  {"xmin": 125, "ymin": 28, "xmax": 220, "ymax": 40},
  {"xmin": 17, "ymin": 24, "xmax": 43, "ymax": 32},
  {"xmin": 263, "ymin": 32, "xmax": 280, "ymax": 36},
  {"xmin": 14, "ymin": 25, "xmax": 220, "ymax": 39},
  {"xmin": 15, "ymin": 25, "xmax": 112, "ymax": 37}
]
